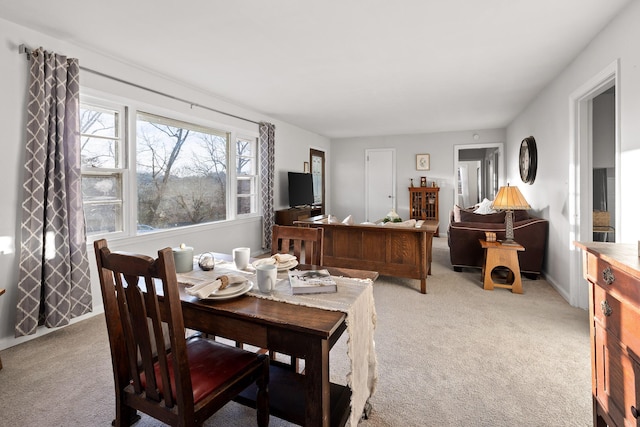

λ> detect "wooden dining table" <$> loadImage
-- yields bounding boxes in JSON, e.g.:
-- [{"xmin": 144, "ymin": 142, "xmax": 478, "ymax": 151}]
[{"xmin": 154, "ymin": 253, "xmax": 378, "ymax": 427}]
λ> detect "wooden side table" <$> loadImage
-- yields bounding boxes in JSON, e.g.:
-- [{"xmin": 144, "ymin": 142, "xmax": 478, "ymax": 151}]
[{"xmin": 479, "ymin": 240, "xmax": 525, "ymax": 294}]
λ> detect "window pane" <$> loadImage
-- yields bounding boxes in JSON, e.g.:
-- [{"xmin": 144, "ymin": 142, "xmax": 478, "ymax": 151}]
[
  {"xmin": 237, "ymin": 157, "xmax": 255, "ymax": 176},
  {"xmin": 80, "ymin": 107, "xmax": 117, "ymax": 137},
  {"xmin": 237, "ymin": 195, "xmax": 254, "ymax": 215},
  {"xmin": 80, "ymin": 106, "xmax": 120, "ymax": 169},
  {"xmin": 81, "ymin": 137, "xmax": 118, "ymax": 168},
  {"xmin": 236, "ymin": 138, "xmax": 255, "ymax": 157},
  {"xmin": 82, "ymin": 175, "xmax": 121, "ymax": 200},
  {"xmin": 85, "ymin": 203, "xmax": 122, "ymax": 235},
  {"xmin": 237, "ymin": 177, "xmax": 254, "ymax": 195},
  {"xmin": 136, "ymin": 113, "xmax": 228, "ymax": 229}
]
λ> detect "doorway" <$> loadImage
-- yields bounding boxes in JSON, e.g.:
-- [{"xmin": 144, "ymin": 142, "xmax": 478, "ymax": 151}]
[
  {"xmin": 454, "ymin": 143, "xmax": 503, "ymax": 208},
  {"xmin": 592, "ymin": 87, "xmax": 616, "ymax": 242},
  {"xmin": 569, "ymin": 60, "xmax": 619, "ymax": 309}
]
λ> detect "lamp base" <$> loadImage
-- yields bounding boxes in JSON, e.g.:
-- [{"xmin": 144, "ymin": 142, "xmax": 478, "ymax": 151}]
[{"xmin": 499, "ymin": 239, "xmax": 521, "ymax": 246}]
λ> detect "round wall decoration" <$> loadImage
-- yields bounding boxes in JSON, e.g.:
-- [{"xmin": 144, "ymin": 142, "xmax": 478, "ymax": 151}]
[{"xmin": 519, "ymin": 136, "xmax": 537, "ymax": 184}]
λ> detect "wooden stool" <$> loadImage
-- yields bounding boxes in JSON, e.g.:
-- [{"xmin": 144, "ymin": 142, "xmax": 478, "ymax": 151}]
[
  {"xmin": 0, "ymin": 288, "xmax": 4, "ymax": 370},
  {"xmin": 480, "ymin": 240, "xmax": 525, "ymax": 294}
]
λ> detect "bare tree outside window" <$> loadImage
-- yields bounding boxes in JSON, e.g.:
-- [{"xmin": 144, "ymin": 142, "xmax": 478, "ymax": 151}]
[{"xmin": 136, "ymin": 113, "xmax": 228, "ymax": 230}]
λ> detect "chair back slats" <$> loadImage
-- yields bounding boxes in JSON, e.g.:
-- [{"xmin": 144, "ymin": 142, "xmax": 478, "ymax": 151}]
[
  {"xmin": 271, "ymin": 225, "xmax": 324, "ymax": 266},
  {"xmin": 95, "ymin": 241, "xmax": 191, "ymax": 413}
]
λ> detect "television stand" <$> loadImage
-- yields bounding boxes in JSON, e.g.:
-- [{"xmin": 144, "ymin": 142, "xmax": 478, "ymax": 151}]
[{"xmin": 275, "ymin": 206, "xmax": 322, "ymax": 226}]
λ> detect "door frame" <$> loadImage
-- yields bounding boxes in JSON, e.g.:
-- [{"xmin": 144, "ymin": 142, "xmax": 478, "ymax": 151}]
[{"xmin": 569, "ymin": 59, "xmax": 620, "ymax": 308}]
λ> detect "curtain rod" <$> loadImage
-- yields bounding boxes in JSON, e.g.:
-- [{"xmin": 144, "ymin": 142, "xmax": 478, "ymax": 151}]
[{"xmin": 18, "ymin": 44, "xmax": 262, "ymax": 126}]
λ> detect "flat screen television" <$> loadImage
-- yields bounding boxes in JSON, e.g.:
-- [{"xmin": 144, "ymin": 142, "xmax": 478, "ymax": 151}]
[{"xmin": 288, "ymin": 172, "xmax": 314, "ymax": 207}]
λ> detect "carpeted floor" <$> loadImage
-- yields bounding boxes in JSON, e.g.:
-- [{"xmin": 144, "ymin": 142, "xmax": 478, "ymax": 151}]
[{"xmin": 0, "ymin": 237, "xmax": 591, "ymax": 426}]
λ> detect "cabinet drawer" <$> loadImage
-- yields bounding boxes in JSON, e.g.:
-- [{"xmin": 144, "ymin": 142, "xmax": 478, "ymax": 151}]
[
  {"xmin": 594, "ymin": 324, "xmax": 640, "ymax": 426},
  {"xmin": 587, "ymin": 255, "xmax": 640, "ymax": 309},
  {"xmin": 593, "ymin": 285, "xmax": 640, "ymax": 356}
]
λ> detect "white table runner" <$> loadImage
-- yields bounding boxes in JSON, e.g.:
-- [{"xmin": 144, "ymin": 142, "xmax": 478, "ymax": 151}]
[{"xmin": 178, "ymin": 261, "xmax": 378, "ymax": 426}]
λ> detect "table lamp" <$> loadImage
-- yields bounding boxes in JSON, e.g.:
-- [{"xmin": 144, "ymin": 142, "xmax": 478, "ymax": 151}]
[{"xmin": 491, "ymin": 184, "xmax": 531, "ymax": 246}]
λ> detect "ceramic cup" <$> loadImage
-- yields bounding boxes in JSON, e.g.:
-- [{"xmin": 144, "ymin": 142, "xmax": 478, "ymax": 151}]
[
  {"xmin": 232, "ymin": 247, "xmax": 251, "ymax": 270},
  {"xmin": 256, "ymin": 264, "xmax": 277, "ymax": 293}
]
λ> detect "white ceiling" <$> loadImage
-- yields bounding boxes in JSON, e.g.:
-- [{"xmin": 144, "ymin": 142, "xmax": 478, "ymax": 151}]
[{"xmin": 0, "ymin": 0, "xmax": 632, "ymax": 138}]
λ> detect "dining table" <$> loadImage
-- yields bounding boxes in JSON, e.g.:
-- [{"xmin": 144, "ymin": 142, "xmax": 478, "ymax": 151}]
[{"xmin": 155, "ymin": 252, "xmax": 379, "ymax": 427}]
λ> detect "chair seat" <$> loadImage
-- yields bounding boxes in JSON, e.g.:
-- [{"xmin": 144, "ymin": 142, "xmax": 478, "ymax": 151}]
[{"xmin": 141, "ymin": 337, "xmax": 261, "ymax": 404}]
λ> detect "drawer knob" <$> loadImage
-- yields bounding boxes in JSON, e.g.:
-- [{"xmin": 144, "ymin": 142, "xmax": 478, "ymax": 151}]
[
  {"xmin": 632, "ymin": 406, "xmax": 639, "ymax": 419},
  {"xmin": 603, "ymin": 267, "xmax": 615, "ymax": 285},
  {"xmin": 601, "ymin": 300, "xmax": 613, "ymax": 317}
]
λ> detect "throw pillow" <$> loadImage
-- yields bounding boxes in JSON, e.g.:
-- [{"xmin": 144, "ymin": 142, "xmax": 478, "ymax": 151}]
[
  {"xmin": 513, "ymin": 210, "xmax": 530, "ymax": 222},
  {"xmin": 453, "ymin": 205, "xmax": 462, "ymax": 222},
  {"xmin": 342, "ymin": 214, "xmax": 354, "ymax": 225},
  {"xmin": 473, "ymin": 198, "xmax": 497, "ymax": 214}
]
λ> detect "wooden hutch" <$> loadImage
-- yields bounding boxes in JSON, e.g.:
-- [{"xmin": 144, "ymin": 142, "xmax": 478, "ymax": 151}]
[{"xmin": 409, "ymin": 186, "xmax": 439, "ymax": 236}]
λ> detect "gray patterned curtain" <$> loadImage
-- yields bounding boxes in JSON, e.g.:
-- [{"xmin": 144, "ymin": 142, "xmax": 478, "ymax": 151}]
[
  {"xmin": 259, "ymin": 122, "xmax": 276, "ymax": 249},
  {"xmin": 15, "ymin": 48, "xmax": 92, "ymax": 337}
]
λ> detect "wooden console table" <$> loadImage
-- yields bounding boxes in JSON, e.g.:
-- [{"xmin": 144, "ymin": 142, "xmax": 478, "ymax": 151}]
[
  {"xmin": 295, "ymin": 218, "xmax": 438, "ymax": 293},
  {"xmin": 275, "ymin": 206, "xmax": 322, "ymax": 226},
  {"xmin": 480, "ymin": 240, "xmax": 525, "ymax": 294}
]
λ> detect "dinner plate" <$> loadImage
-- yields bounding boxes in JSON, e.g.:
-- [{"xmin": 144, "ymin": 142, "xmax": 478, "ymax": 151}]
[
  {"xmin": 201, "ymin": 281, "xmax": 253, "ymax": 300},
  {"xmin": 252, "ymin": 258, "xmax": 298, "ymax": 271}
]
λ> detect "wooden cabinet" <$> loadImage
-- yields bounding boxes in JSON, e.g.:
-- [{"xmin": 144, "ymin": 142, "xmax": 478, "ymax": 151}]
[
  {"xmin": 275, "ymin": 207, "xmax": 322, "ymax": 226},
  {"xmin": 409, "ymin": 187, "xmax": 439, "ymax": 236},
  {"xmin": 574, "ymin": 242, "xmax": 640, "ymax": 427}
]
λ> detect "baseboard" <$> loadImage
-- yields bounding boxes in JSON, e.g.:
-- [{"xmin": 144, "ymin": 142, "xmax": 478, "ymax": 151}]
[{"xmin": 0, "ymin": 304, "xmax": 104, "ymax": 352}]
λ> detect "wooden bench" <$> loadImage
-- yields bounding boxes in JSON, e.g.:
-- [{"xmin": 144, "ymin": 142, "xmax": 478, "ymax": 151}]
[{"xmin": 295, "ymin": 218, "xmax": 438, "ymax": 293}]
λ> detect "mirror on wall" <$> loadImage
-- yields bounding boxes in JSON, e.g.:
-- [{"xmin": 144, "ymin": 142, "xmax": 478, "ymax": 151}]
[{"xmin": 454, "ymin": 143, "xmax": 503, "ymax": 208}]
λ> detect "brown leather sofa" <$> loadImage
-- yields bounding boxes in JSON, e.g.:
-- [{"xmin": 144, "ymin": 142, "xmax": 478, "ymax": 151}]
[{"xmin": 447, "ymin": 208, "xmax": 548, "ymax": 278}]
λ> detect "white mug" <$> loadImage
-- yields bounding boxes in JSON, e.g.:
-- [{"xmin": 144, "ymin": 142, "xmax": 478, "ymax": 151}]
[
  {"xmin": 232, "ymin": 247, "xmax": 251, "ymax": 270},
  {"xmin": 256, "ymin": 264, "xmax": 277, "ymax": 293}
]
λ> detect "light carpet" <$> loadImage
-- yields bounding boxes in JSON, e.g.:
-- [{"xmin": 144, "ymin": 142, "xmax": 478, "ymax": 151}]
[{"xmin": 0, "ymin": 237, "xmax": 591, "ymax": 426}]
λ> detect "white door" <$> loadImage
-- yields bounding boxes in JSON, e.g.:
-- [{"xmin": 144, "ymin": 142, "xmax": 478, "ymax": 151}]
[{"xmin": 365, "ymin": 149, "xmax": 395, "ymax": 222}]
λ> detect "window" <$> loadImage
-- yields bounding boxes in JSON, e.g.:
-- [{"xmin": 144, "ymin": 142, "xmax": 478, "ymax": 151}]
[
  {"xmin": 80, "ymin": 97, "xmax": 259, "ymax": 237},
  {"xmin": 136, "ymin": 112, "xmax": 230, "ymax": 231},
  {"xmin": 236, "ymin": 136, "xmax": 258, "ymax": 215},
  {"xmin": 80, "ymin": 102, "xmax": 125, "ymax": 235}
]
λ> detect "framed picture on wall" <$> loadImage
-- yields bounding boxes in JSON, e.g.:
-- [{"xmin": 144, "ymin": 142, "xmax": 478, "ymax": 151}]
[{"xmin": 416, "ymin": 154, "xmax": 430, "ymax": 170}]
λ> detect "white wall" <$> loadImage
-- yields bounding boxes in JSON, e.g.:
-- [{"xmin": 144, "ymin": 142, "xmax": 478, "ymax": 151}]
[
  {"xmin": 330, "ymin": 129, "xmax": 506, "ymax": 225},
  {"xmin": 506, "ymin": 0, "xmax": 640, "ymax": 305},
  {"xmin": 0, "ymin": 18, "xmax": 330, "ymax": 350}
]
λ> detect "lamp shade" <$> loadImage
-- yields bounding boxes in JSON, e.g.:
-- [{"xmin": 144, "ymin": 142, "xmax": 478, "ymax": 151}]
[{"xmin": 491, "ymin": 184, "xmax": 531, "ymax": 210}]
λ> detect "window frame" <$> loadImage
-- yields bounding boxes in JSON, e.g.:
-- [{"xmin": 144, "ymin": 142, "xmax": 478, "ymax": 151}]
[
  {"xmin": 235, "ymin": 135, "xmax": 259, "ymax": 218},
  {"xmin": 79, "ymin": 96, "xmax": 128, "ymax": 239},
  {"xmin": 80, "ymin": 92, "xmax": 261, "ymax": 241}
]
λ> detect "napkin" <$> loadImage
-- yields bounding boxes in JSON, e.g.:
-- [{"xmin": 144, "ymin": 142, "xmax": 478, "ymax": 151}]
[
  {"xmin": 184, "ymin": 274, "xmax": 247, "ymax": 299},
  {"xmin": 253, "ymin": 253, "xmax": 297, "ymax": 267},
  {"xmin": 272, "ymin": 253, "xmax": 296, "ymax": 264}
]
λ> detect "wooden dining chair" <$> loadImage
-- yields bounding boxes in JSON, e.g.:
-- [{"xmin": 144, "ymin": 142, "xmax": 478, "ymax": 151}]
[
  {"xmin": 270, "ymin": 225, "xmax": 324, "ymax": 372},
  {"xmin": 271, "ymin": 224, "xmax": 324, "ymax": 266},
  {"xmin": 94, "ymin": 239, "xmax": 270, "ymax": 427}
]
